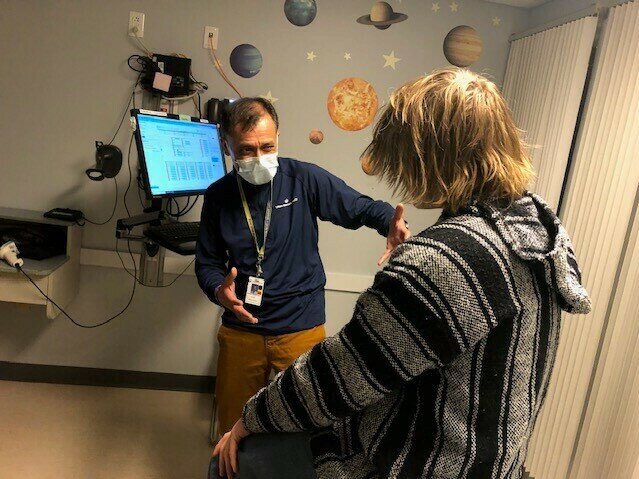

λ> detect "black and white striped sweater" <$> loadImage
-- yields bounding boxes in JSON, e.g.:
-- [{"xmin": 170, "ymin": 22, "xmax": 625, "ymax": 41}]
[{"xmin": 242, "ymin": 193, "xmax": 591, "ymax": 479}]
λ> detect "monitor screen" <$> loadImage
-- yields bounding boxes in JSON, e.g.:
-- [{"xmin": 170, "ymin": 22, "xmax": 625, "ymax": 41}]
[{"xmin": 134, "ymin": 111, "xmax": 227, "ymax": 198}]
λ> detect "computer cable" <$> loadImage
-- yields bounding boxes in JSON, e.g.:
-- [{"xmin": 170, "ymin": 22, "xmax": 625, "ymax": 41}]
[
  {"xmin": 81, "ymin": 177, "xmax": 119, "ymax": 226},
  {"xmin": 107, "ymin": 72, "xmax": 142, "ymax": 146},
  {"xmin": 208, "ymin": 36, "xmax": 242, "ymax": 98},
  {"xmin": 166, "ymin": 196, "xmax": 200, "ymax": 218},
  {"xmin": 131, "ymin": 30, "xmax": 153, "ymax": 57},
  {"xmin": 123, "ymin": 134, "xmax": 135, "ymax": 218},
  {"xmin": 16, "ymin": 254, "xmax": 137, "ymax": 329},
  {"xmin": 83, "ymin": 77, "xmax": 138, "ymax": 227},
  {"xmin": 167, "ymin": 197, "xmax": 191, "ymax": 217},
  {"xmin": 115, "ymin": 237, "xmax": 195, "ymax": 288},
  {"xmin": 179, "ymin": 198, "xmax": 199, "ymax": 217}
]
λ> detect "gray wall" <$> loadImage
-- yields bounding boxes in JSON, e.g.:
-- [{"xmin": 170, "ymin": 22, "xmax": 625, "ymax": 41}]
[
  {"xmin": 528, "ymin": 0, "xmax": 595, "ymax": 28},
  {"xmin": 0, "ymin": 0, "xmax": 528, "ymax": 375}
]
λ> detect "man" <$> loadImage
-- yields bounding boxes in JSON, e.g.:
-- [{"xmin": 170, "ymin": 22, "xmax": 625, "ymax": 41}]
[{"xmin": 195, "ymin": 97, "xmax": 410, "ymax": 436}]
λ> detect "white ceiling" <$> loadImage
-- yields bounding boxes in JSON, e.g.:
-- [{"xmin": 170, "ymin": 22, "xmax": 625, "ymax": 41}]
[{"xmin": 483, "ymin": 0, "xmax": 552, "ymax": 8}]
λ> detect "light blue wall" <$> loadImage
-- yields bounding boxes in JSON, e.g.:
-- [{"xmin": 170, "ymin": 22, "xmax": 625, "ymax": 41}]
[
  {"xmin": 528, "ymin": 0, "xmax": 595, "ymax": 29},
  {"xmin": 0, "ymin": 0, "xmax": 528, "ymax": 374}
]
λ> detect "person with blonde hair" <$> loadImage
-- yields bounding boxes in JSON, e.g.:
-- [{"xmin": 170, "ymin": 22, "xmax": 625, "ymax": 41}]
[{"xmin": 210, "ymin": 68, "xmax": 591, "ymax": 479}]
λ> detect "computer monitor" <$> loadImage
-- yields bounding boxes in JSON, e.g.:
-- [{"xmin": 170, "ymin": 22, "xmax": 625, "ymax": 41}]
[{"xmin": 131, "ymin": 109, "xmax": 227, "ymax": 199}]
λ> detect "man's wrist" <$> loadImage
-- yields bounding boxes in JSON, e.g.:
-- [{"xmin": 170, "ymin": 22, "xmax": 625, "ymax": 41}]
[{"xmin": 214, "ymin": 285, "xmax": 222, "ymax": 304}]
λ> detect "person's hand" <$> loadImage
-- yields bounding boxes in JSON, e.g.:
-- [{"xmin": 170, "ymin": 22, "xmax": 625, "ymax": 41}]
[
  {"xmin": 216, "ymin": 268, "xmax": 258, "ymax": 324},
  {"xmin": 212, "ymin": 419, "xmax": 251, "ymax": 478},
  {"xmin": 378, "ymin": 204, "xmax": 411, "ymax": 266}
]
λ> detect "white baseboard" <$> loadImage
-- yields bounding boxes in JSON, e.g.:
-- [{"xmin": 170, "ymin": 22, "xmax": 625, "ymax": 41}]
[{"xmin": 80, "ymin": 248, "xmax": 372, "ymax": 294}]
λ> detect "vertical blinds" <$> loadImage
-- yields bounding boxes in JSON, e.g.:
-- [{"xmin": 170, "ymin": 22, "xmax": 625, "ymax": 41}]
[
  {"xmin": 502, "ymin": 16, "xmax": 597, "ymax": 211},
  {"xmin": 522, "ymin": 1, "xmax": 639, "ymax": 478}
]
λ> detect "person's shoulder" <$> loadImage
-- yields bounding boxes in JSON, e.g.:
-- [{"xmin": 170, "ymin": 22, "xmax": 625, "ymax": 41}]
[
  {"xmin": 278, "ymin": 157, "xmax": 326, "ymax": 185},
  {"xmin": 417, "ymin": 214, "xmax": 500, "ymax": 251},
  {"xmin": 278, "ymin": 157, "xmax": 318, "ymax": 175}
]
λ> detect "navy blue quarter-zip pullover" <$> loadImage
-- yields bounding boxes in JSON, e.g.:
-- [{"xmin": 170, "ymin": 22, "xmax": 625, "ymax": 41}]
[{"xmin": 195, "ymin": 157, "xmax": 395, "ymax": 335}]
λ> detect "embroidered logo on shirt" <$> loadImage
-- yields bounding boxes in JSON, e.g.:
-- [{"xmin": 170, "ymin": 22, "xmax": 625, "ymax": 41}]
[{"xmin": 275, "ymin": 197, "xmax": 299, "ymax": 209}]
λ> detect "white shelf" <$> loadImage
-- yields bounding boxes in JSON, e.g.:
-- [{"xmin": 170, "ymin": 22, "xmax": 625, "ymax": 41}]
[
  {"xmin": 0, "ymin": 255, "xmax": 70, "ymax": 276},
  {"xmin": 0, "ymin": 209, "xmax": 82, "ymax": 319}
]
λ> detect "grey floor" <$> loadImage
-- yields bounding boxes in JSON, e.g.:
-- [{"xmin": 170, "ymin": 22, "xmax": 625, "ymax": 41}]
[{"xmin": 0, "ymin": 380, "xmax": 213, "ymax": 478}]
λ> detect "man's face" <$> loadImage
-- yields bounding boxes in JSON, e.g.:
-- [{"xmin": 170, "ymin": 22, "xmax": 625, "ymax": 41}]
[{"xmin": 223, "ymin": 115, "xmax": 278, "ymax": 161}]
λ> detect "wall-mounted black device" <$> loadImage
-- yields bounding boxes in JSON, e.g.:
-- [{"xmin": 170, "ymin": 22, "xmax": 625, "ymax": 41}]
[
  {"xmin": 44, "ymin": 208, "xmax": 84, "ymax": 222},
  {"xmin": 140, "ymin": 54, "xmax": 192, "ymax": 97},
  {"xmin": 86, "ymin": 141, "xmax": 123, "ymax": 181},
  {"xmin": 206, "ymin": 98, "xmax": 234, "ymax": 125}
]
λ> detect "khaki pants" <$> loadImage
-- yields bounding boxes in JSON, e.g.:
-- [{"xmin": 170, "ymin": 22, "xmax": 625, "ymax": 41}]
[{"xmin": 215, "ymin": 324, "xmax": 326, "ymax": 435}]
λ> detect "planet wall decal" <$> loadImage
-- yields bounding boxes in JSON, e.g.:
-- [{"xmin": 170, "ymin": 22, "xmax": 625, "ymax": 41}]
[
  {"xmin": 284, "ymin": 0, "xmax": 317, "ymax": 26},
  {"xmin": 361, "ymin": 157, "xmax": 374, "ymax": 175},
  {"xmin": 309, "ymin": 129, "xmax": 324, "ymax": 144},
  {"xmin": 357, "ymin": 1, "xmax": 407, "ymax": 30},
  {"xmin": 327, "ymin": 78, "xmax": 379, "ymax": 131},
  {"xmin": 229, "ymin": 44, "xmax": 263, "ymax": 78},
  {"xmin": 443, "ymin": 25, "xmax": 483, "ymax": 67}
]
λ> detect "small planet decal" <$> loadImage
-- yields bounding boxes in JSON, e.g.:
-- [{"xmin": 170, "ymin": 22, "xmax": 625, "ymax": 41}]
[
  {"xmin": 327, "ymin": 78, "xmax": 379, "ymax": 131},
  {"xmin": 309, "ymin": 129, "xmax": 324, "ymax": 144},
  {"xmin": 229, "ymin": 44, "xmax": 263, "ymax": 78},
  {"xmin": 284, "ymin": 0, "xmax": 317, "ymax": 27},
  {"xmin": 443, "ymin": 25, "xmax": 483, "ymax": 67},
  {"xmin": 357, "ymin": 1, "xmax": 407, "ymax": 30},
  {"xmin": 361, "ymin": 157, "xmax": 374, "ymax": 175}
]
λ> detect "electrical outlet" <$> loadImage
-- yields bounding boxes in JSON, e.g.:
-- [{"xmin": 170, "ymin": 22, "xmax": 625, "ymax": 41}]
[
  {"xmin": 129, "ymin": 11, "xmax": 145, "ymax": 37},
  {"xmin": 203, "ymin": 26, "xmax": 219, "ymax": 49}
]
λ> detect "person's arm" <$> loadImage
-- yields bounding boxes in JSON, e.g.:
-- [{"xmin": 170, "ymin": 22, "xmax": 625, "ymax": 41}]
[
  {"xmin": 305, "ymin": 163, "xmax": 395, "ymax": 237},
  {"xmin": 195, "ymin": 191, "xmax": 228, "ymax": 306},
  {"xmin": 242, "ymin": 239, "xmax": 514, "ymax": 433},
  {"xmin": 195, "ymin": 191, "xmax": 258, "ymax": 323}
]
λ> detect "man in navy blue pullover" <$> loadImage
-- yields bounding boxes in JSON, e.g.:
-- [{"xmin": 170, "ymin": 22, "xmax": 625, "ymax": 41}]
[{"xmin": 195, "ymin": 97, "xmax": 410, "ymax": 436}]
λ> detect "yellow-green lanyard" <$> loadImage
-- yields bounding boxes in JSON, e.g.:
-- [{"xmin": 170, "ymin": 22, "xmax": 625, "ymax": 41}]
[{"xmin": 236, "ymin": 175, "xmax": 273, "ymax": 277}]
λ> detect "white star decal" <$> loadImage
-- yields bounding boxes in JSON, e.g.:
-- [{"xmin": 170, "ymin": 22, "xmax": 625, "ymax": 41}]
[
  {"xmin": 383, "ymin": 50, "xmax": 401, "ymax": 70},
  {"xmin": 493, "ymin": 16, "xmax": 501, "ymax": 26},
  {"xmin": 306, "ymin": 51, "xmax": 317, "ymax": 61},
  {"xmin": 432, "ymin": 2, "xmax": 440, "ymax": 11},
  {"xmin": 344, "ymin": 52, "xmax": 351, "ymax": 60},
  {"xmin": 450, "ymin": 1, "xmax": 458, "ymax": 12},
  {"xmin": 260, "ymin": 91, "xmax": 278, "ymax": 103}
]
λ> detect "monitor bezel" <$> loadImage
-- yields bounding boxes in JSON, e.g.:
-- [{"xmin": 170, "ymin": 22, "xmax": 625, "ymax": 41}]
[{"xmin": 131, "ymin": 109, "xmax": 227, "ymax": 200}]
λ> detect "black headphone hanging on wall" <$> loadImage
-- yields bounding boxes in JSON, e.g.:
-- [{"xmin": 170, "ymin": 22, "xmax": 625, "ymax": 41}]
[{"xmin": 86, "ymin": 141, "xmax": 123, "ymax": 181}]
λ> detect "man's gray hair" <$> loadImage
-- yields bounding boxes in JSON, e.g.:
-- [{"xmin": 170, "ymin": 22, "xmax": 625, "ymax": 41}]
[{"xmin": 220, "ymin": 97, "xmax": 279, "ymax": 138}]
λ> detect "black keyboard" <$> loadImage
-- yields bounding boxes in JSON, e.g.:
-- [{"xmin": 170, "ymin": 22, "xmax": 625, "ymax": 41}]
[{"xmin": 145, "ymin": 222, "xmax": 200, "ymax": 252}]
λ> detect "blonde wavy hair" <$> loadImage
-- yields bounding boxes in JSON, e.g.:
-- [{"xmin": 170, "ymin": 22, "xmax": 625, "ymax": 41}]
[{"xmin": 361, "ymin": 68, "xmax": 534, "ymax": 213}]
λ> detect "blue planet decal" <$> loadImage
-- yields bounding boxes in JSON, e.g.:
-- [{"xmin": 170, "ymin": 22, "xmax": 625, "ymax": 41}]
[
  {"xmin": 229, "ymin": 44, "xmax": 263, "ymax": 78},
  {"xmin": 284, "ymin": 0, "xmax": 317, "ymax": 27}
]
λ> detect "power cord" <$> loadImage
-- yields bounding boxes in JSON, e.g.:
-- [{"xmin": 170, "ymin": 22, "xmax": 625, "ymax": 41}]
[
  {"xmin": 16, "ymin": 259, "xmax": 136, "ymax": 329},
  {"xmin": 208, "ymin": 36, "xmax": 242, "ymax": 97},
  {"xmin": 115, "ymin": 238, "xmax": 195, "ymax": 288},
  {"xmin": 82, "ymin": 69, "xmax": 141, "ymax": 227},
  {"xmin": 107, "ymin": 72, "xmax": 142, "ymax": 146},
  {"xmin": 123, "ymin": 134, "xmax": 135, "ymax": 218},
  {"xmin": 82, "ymin": 177, "xmax": 118, "ymax": 226},
  {"xmin": 166, "ymin": 196, "xmax": 199, "ymax": 218}
]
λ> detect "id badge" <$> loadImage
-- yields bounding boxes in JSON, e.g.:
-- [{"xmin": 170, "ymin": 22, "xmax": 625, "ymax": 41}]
[{"xmin": 245, "ymin": 276, "xmax": 265, "ymax": 306}]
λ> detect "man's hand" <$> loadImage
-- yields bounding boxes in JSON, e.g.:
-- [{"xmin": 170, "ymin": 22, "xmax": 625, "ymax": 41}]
[
  {"xmin": 378, "ymin": 204, "xmax": 411, "ymax": 266},
  {"xmin": 216, "ymin": 268, "xmax": 258, "ymax": 324},
  {"xmin": 213, "ymin": 419, "xmax": 251, "ymax": 478}
]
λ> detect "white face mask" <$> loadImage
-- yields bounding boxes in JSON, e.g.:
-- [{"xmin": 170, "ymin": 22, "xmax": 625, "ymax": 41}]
[{"xmin": 234, "ymin": 152, "xmax": 279, "ymax": 185}]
